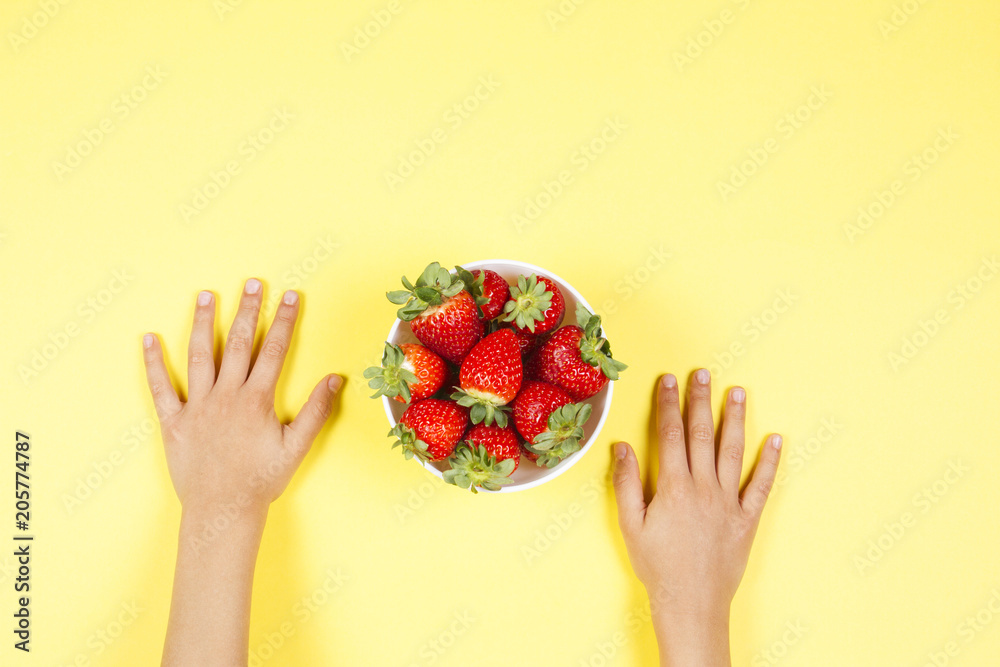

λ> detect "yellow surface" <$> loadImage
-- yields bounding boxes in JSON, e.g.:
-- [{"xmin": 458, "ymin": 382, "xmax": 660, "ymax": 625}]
[{"xmin": 2, "ymin": 1, "xmax": 999, "ymax": 664}]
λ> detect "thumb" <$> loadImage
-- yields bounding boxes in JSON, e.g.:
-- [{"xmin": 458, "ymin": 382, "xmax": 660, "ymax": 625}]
[
  {"xmin": 286, "ymin": 374, "xmax": 342, "ymax": 456},
  {"xmin": 612, "ymin": 442, "xmax": 646, "ymax": 535}
]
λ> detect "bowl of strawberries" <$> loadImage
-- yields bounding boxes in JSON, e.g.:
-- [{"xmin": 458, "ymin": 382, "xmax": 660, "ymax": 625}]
[{"xmin": 364, "ymin": 259, "xmax": 626, "ymax": 493}]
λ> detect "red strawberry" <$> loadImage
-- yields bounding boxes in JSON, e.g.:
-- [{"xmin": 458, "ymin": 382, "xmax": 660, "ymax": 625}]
[
  {"xmin": 512, "ymin": 381, "xmax": 592, "ymax": 468},
  {"xmin": 523, "ymin": 338, "xmax": 543, "ymax": 379},
  {"xmin": 451, "ymin": 329, "xmax": 523, "ymax": 427},
  {"xmin": 507, "ymin": 326, "xmax": 544, "ymax": 358},
  {"xmin": 388, "ymin": 263, "xmax": 483, "ymax": 364},
  {"xmin": 511, "ymin": 381, "xmax": 572, "ymax": 442},
  {"xmin": 389, "ymin": 399, "xmax": 469, "ymax": 462},
  {"xmin": 443, "ymin": 423, "xmax": 521, "ymax": 493},
  {"xmin": 501, "ymin": 274, "xmax": 565, "ymax": 335},
  {"xmin": 532, "ymin": 305, "xmax": 627, "ymax": 401},
  {"xmin": 364, "ymin": 343, "xmax": 446, "ymax": 403},
  {"xmin": 456, "ymin": 266, "xmax": 511, "ymax": 320},
  {"xmin": 465, "ymin": 423, "xmax": 521, "ymax": 469},
  {"xmin": 476, "ymin": 270, "xmax": 511, "ymax": 320}
]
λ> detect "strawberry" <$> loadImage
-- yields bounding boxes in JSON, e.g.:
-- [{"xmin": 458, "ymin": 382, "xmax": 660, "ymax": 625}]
[
  {"xmin": 512, "ymin": 381, "xmax": 593, "ymax": 468},
  {"xmin": 521, "ymin": 404, "xmax": 591, "ymax": 468},
  {"xmin": 501, "ymin": 274, "xmax": 565, "ymax": 335},
  {"xmin": 507, "ymin": 325, "xmax": 544, "ymax": 358},
  {"xmin": 522, "ymin": 336, "xmax": 544, "ymax": 379},
  {"xmin": 389, "ymin": 399, "xmax": 469, "ymax": 462},
  {"xmin": 364, "ymin": 343, "xmax": 446, "ymax": 403},
  {"xmin": 443, "ymin": 423, "xmax": 521, "ymax": 493},
  {"xmin": 514, "ymin": 381, "xmax": 593, "ymax": 468},
  {"xmin": 451, "ymin": 329, "xmax": 523, "ymax": 427},
  {"xmin": 511, "ymin": 381, "xmax": 572, "ymax": 442},
  {"xmin": 466, "ymin": 423, "xmax": 521, "ymax": 470},
  {"xmin": 455, "ymin": 266, "xmax": 511, "ymax": 320},
  {"xmin": 388, "ymin": 262, "xmax": 483, "ymax": 364},
  {"xmin": 531, "ymin": 304, "xmax": 627, "ymax": 401}
]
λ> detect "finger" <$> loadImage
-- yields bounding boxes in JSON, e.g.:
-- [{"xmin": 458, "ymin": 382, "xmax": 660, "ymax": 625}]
[
  {"xmin": 613, "ymin": 442, "xmax": 646, "ymax": 535},
  {"xmin": 716, "ymin": 387, "xmax": 747, "ymax": 496},
  {"xmin": 656, "ymin": 374, "xmax": 689, "ymax": 486},
  {"xmin": 741, "ymin": 434, "xmax": 783, "ymax": 519},
  {"xmin": 686, "ymin": 368, "xmax": 717, "ymax": 485},
  {"xmin": 187, "ymin": 291, "xmax": 217, "ymax": 400},
  {"xmin": 285, "ymin": 374, "xmax": 342, "ymax": 456},
  {"xmin": 142, "ymin": 333, "xmax": 182, "ymax": 421},
  {"xmin": 247, "ymin": 290, "xmax": 299, "ymax": 393},
  {"xmin": 218, "ymin": 278, "xmax": 263, "ymax": 387}
]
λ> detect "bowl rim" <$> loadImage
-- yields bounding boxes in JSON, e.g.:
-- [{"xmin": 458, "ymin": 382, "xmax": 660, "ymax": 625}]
[{"xmin": 381, "ymin": 259, "xmax": 614, "ymax": 493}]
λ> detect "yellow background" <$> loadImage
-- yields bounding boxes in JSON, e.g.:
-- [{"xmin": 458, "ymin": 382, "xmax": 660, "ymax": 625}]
[{"xmin": 2, "ymin": 1, "xmax": 999, "ymax": 664}]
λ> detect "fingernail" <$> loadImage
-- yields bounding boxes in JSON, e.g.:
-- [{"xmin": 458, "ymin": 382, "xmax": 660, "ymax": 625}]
[
  {"xmin": 614, "ymin": 442, "xmax": 627, "ymax": 460},
  {"xmin": 245, "ymin": 278, "xmax": 261, "ymax": 295},
  {"xmin": 283, "ymin": 290, "xmax": 298, "ymax": 305},
  {"xmin": 731, "ymin": 387, "xmax": 745, "ymax": 403},
  {"xmin": 142, "ymin": 334, "xmax": 153, "ymax": 349},
  {"xmin": 772, "ymin": 434, "xmax": 783, "ymax": 450},
  {"xmin": 662, "ymin": 373, "xmax": 677, "ymax": 389},
  {"xmin": 197, "ymin": 291, "xmax": 212, "ymax": 306},
  {"xmin": 695, "ymin": 368, "xmax": 710, "ymax": 384},
  {"xmin": 328, "ymin": 374, "xmax": 342, "ymax": 391}
]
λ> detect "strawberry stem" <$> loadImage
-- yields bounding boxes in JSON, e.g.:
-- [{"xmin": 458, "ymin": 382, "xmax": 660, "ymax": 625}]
[
  {"xmin": 443, "ymin": 443, "xmax": 517, "ymax": 493},
  {"xmin": 363, "ymin": 343, "xmax": 420, "ymax": 402},
  {"xmin": 501, "ymin": 274, "xmax": 552, "ymax": 333},
  {"xmin": 388, "ymin": 262, "xmax": 466, "ymax": 322}
]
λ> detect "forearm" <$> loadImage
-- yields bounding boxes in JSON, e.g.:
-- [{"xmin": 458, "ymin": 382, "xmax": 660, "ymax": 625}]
[
  {"xmin": 654, "ymin": 608, "xmax": 731, "ymax": 667},
  {"xmin": 162, "ymin": 504, "xmax": 268, "ymax": 667}
]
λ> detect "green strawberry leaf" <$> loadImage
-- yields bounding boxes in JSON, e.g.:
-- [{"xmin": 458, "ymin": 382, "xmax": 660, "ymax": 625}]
[
  {"xmin": 443, "ymin": 443, "xmax": 517, "ymax": 494},
  {"xmin": 501, "ymin": 274, "xmax": 552, "ymax": 332},
  {"xmin": 390, "ymin": 262, "xmax": 467, "ymax": 321}
]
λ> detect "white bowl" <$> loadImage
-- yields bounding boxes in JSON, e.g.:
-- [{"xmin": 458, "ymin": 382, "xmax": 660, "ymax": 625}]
[{"xmin": 381, "ymin": 259, "xmax": 615, "ymax": 493}]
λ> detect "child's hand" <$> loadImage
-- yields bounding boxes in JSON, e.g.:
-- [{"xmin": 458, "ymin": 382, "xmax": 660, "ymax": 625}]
[
  {"xmin": 612, "ymin": 370, "xmax": 781, "ymax": 666},
  {"xmin": 147, "ymin": 279, "xmax": 341, "ymax": 665},
  {"xmin": 142, "ymin": 279, "xmax": 341, "ymax": 517}
]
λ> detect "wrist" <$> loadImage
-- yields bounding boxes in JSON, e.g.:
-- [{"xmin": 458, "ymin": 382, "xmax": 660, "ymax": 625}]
[
  {"xmin": 652, "ymin": 611, "xmax": 730, "ymax": 667},
  {"xmin": 180, "ymin": 489, "xmax": 270, "ymax": 525},
  {"xmin": 178, "ymin": 500, "xmax": 268, "ymax": 555},
  {"xmin": 647, "ymin": 587, "xmax": 731, "ymax": 667}
]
